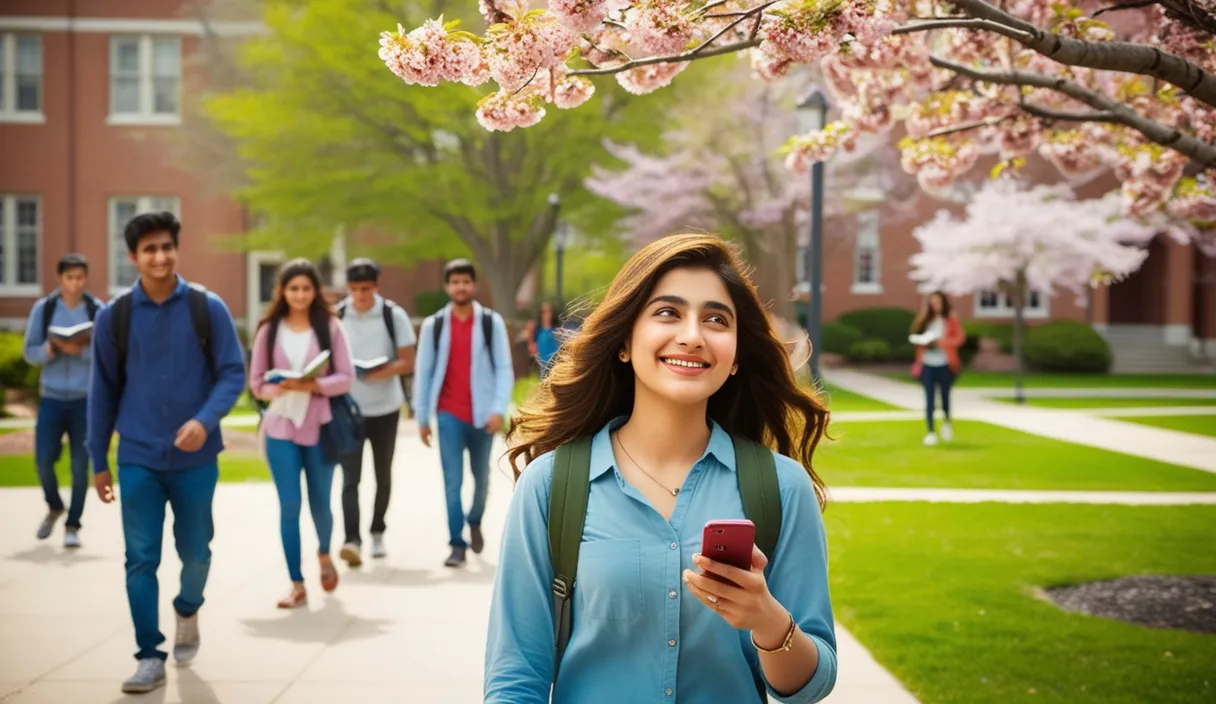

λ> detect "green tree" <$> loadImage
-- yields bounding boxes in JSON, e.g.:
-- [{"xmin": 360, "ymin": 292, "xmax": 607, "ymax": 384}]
[{"xmin": 200, "ymin": 0, "xmax": 671, "ymax": 317}]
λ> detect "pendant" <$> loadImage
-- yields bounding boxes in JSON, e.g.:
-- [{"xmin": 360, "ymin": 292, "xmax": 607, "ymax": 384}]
[{"xmin": 672, "ymin": 488, "xmax": 680, "ymax": 497}]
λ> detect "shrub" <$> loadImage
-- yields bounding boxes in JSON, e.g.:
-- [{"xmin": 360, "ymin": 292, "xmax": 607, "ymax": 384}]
[
  {"xmin": 846, "ymin": 338, "xmax": 892, "ymax": 363},
  {"xmin": 414, "ymin": 290, "xmax": 449, "ymax": 317},
  {"xmin": 891, "ymin": 342, "xmax": 917, "ymax": 362},
  {"xmin": 838, "ymin": 307, "xmax": 917, "ymax": 350},
  {"xmin": 1023, "ymin": 321, "xmax": 1112, "ymax": 373},
  {"xmin": 0, "ymin": 332, "xmax": 37, "ymax": 395},
  {"xmin": 821, "ymin": 322, "xmax": 863, "ymax": 355}
]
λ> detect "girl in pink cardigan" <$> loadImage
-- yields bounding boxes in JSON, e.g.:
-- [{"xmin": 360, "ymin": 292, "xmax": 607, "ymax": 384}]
[{"xmin": 248, "ymin": 259, "xmax": 354, "ymax": 609}]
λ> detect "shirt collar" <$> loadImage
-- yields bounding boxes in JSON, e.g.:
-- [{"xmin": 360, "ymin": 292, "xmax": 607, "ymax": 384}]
[
  {"xmin": 588, "ymin": 415, "xmax": 737, "ymax": 481},
  {"xmin": 131, "ymin": 274, "xmax": 187, "ymax": 305},
  {"xmin": 346, "ymin": 293, "xmax": 383, "ymax": 317}
]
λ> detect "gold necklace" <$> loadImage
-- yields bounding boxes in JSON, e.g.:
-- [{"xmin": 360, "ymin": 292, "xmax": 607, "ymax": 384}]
[{"xmin": 613, "ymin": 431, "xmax": 680, "ymax": 497}]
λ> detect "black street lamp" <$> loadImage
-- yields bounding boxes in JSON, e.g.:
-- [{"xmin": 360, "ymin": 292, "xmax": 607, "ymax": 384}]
[
  {"xmin": 549, "ymin": 193, "xmax": 566, "ymax": 309},
  {"xmin": 796, "ymin": 88, "xmax": 830, "ymax": 381}
]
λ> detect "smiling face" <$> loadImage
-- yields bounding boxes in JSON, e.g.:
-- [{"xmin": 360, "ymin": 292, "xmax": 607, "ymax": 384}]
[
  {"xmin": 626, "ymin": 266, "xmax": 738, "ymax": 407},
  {"xmin": 129, "ymin": 231, "xmax": 178, "ymax": 284},
  {"xmin": 284, "ymin": 274, "xmax": 316, "ymax": 314}
]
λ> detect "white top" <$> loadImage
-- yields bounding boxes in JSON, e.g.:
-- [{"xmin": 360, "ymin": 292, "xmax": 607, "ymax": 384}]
[
  {"xmin": 921, "ymin": 318, "xmax": 948, "ymax": 367},
  {"xmin": 270, "ymin": 323, "xmax": 315, "ymax": 429}
]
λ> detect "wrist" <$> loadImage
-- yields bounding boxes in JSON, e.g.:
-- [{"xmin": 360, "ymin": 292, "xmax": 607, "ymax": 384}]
[{"xmin": 752, "ymin": 600, "xmax": 793, "ymax": 650}]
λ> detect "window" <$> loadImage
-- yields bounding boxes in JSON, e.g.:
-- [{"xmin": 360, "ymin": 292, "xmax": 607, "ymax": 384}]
[
  {"xmin": 975, "ymin": 289, "xmax": 1050, "ymax": 318},
  {"xmin": 851, "ymin": 210, "xmax": 882, "ymax": 294},
  {"xmin": 109, "ymin": 196, "xmax": 180, "ymax": 292},
  {"xmin": 108, "ymin": 35, "xmax": 181, "ymax": 123},
  {"xmin": 0, "ymin": 33, "xmax": 43, "ymax": 122},
  {"xmin": 0, "ymin": 195, "xmax": 41, "ymax": 295}
]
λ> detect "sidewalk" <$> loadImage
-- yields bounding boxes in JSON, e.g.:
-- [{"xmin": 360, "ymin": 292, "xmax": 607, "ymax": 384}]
[
  {"xmin": 0, "ymin": 425, "xmax": 915, "ymax": 703},
  {"xmin": 824, "ymin": 369, "xmax": 1216, "ymax": 474}
]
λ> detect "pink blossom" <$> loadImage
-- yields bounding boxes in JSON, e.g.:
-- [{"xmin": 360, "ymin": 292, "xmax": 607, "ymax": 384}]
[
  {"xmin": 749, "ymin": 48, "xmax": 793, "ymax": 82},
  {"xmin": 476, "ymin": 90, "xmax": 547, "ymax": 132},
  {"xmin": 785, "ymin": 121, "xmax": 858, "ymax": 174},
  {"xmin": 548, "ymin": 0, "xmax": 610, "ymax": 34},
  {"xmin": 378, "ymin": 20, "xmax": 484, "ymax": 87},
  {"xmin": 615, "ymin": 61, "xmax": 688, "ymax": 95},
  {"xmin": 1121, "ymin": 178, "xmax": 1172, "ymax": 218},
  {"xmin": 625, "ymin": 1, "xmax": 695, "ymax": 56},
  {"xmin": 998, "ymin": 116, "xmax": 1042, "ymax": 158},
  {"xmin": 1166, "ymin": 174, "xmax": 1216, "ymax": 222},
  {"xmin": 486, "ymin": 14, "xmax": 577, "ymax": 92},
  {"xmin": 899, "ymin": 138, "xmax": 978, "ymax": 193},
  {"xmin": 554, "ymin": 74, "xmax": 596, "ymax": 108},
  {"xmin": 1038, "ymin": 130, "xmax": 1109, "ymax": 178}
]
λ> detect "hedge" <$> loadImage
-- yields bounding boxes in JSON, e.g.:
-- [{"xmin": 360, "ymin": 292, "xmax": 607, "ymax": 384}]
[
  {"xmin": 837, "ymin": 307, "xmax": 916, "ymax": 361},
  {"xmin": 822, "ymin": 322, "xmax": 863, "ymax": 355},
  {"xmin": 0, "ymin": 332, "xmax": 38, "ymax": 396},
  {"xmin": 1023, "ymin": 321, "xmax": 1112, "ymax": 373},
  {"xmin": 846, "ymin": 338, "xmax": 892, "ymax": 363}
]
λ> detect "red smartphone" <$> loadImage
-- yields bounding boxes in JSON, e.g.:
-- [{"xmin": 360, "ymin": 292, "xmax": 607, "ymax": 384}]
[{"xmin": 701, "ymin": 519, "xmax": 755, "ymax": 584}]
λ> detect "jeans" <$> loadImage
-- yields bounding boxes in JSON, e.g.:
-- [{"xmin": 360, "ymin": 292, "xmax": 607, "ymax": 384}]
[
  {"xmin": 436, "ymin": 411, "xmax": 493, "ymax": 548},
  {"xmin": 921, "ymin": 364, "xmax": 955, "ymax": 432},
  {"xmin": 265, "ymin": 437, "xmax": 335, "ymax": 583},
  {"xmin": 118, "ymin": 462, "xmax": 217, "ymax": 662},
  {"xmin": 34, "ymin": 397, "xmax": 89, "ymax": 529},
  {"xmin": 339, "ymin": 410, "xmax": 400, "ymax": 546}
]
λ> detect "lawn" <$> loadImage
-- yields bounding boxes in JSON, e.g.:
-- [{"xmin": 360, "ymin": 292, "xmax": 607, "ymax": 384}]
[
  {"xmin": 825, "ymin": 503, "xmax": 1216, "ymax": 704},
  {"xmin": 0, "ymin": 452, "xmax": 269, "ymax": 487},
  {"xmin": 993, "ymin": 397, "xmax": 1216, "ymax": 409},
  {"xmin": 815, "ymin": 420, "xmax": 1216, "ymax": 491},
  {"xmin": 1115, "ymin": 415, "xmax": 1216, "ymax": 439},
  {"xmin": 880, "ymin": 371, "xmax": 1216, "ymax": 389}
]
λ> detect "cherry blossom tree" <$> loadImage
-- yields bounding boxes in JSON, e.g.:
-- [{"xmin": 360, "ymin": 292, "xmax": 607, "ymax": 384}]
[
  {"xmin": 376, "ymin": 0, "xmax": 1216, "ymax": 240},
  {"xmin": 909, "ymin": 177, "xmax": 1158, "ymax": 400}
]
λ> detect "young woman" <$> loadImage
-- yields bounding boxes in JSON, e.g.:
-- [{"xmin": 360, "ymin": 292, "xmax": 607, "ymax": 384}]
[
  {"xmin": 533, "ymin": 301, "xmax": 560, "ymax": 377},
  {"xmin": 249, "ymin": 259, "xmax": 354, "ymax": 608},
  {"xmin": 910, "ymin": 291, "xmax": 966, "ymax": 446},
  {"xmin": 485, "ymin": 235, "xmax": 837, "ymax": 703}
]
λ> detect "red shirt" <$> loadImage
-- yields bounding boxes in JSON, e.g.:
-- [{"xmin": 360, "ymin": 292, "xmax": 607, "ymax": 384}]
[{"xmin": 437, "ymin": 313, "xmax": 475, "ymax": 425}]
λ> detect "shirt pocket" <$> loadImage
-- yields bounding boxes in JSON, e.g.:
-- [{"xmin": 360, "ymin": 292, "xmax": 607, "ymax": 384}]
[{"xmin": 576, "ymin": 538, "xmax": 643, "ymax": 621}]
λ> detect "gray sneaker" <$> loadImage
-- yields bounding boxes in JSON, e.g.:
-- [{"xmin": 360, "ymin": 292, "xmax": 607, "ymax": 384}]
[
  {"xmin": 370, "ymin": 533, "xmax": 386, "ymax": 559},
  {"xmin": 36, "ymin": 509, "xmax": 64, "ymax": 540},
  {"xmin": 64, "ymin": 530, "xmax": 81, "ymax": 549},
  {"xmin": 444, "ymin": 546, "xmax": 467, "ymax": 568},
  {"xmin": 121, "ymin": 658, "xmax": 166, "ymax": 693},
  {"xmin": 173, "ymin": 612, "xmax": 200, "ymax": 664}
]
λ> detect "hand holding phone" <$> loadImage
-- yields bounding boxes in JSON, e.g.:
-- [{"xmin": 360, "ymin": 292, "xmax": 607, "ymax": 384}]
[{"xmin": 700, "ymin": 519, "xmax": 755, "ymax": 585}]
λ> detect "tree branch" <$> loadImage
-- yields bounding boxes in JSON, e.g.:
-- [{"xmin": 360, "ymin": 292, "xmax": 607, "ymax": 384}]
[
  {"xmin": 926, "ymin": 114, "xmax": 1013, "ymax": 138},
  {"xmin": 569, "ymin": 38, "xmax": 761, "ymax": 77},
  {"xmin": 690, "ymin": 1, "xmax": 777, "ymax": 58},
  {"xmin": 1091, "ymin": 1, "xmax": 1155, "ymax": 18},
  {"xmin": 930, "ymin": 55, "xmax": 1216, "ymax": 168},
  {"xmin": 1017, "ymin": 102, "xmax": 1118, "ymax": 123},
  {"xmin": 892, "ymin": 17, "xmax": 1035, "ymax": 42}
]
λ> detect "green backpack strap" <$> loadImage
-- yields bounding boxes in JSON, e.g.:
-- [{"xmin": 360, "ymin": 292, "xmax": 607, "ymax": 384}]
[
  {"xmin": 732, "ymin": 436, "xmax": 783, "ymax": 562},
  {"xmin": 548, "ymin": 436, "xmax": 593, "ymax": 680}
]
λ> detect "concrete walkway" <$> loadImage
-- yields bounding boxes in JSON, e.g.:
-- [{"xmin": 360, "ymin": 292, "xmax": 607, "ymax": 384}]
[
  {"xmin": 824, "ymin": 369, "xmax": 1216, "ymax": 474},
  {"xmin": 0, "ymin": 426, "xmax": 915, "ymax": 704}
]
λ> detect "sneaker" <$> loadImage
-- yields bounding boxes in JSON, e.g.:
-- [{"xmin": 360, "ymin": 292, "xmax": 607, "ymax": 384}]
[
  {"xmin": 923, "ymin": 432, "xmax": 938, "ymax": 447},
  {"xmin": 36, "ymin": 509, "xmax": 64, "ymax": 540},
  {"xmin": 370, "ymin": 533, "xmax": 386, "ymax": 559},
  {"xmin": 340, "ymin": 542, "xmax": 362, "ymax": 568},
  {"xmin": 64, "ymin": 530, "xmax": 81, "ymax": 549},
  {"xmin": 444, "ymin": 546, "xmax": 467, "ymax": 568},
  {"xmin": 121, "ymin": 658, "xmax": 166, "ymax": 693},
  {"xmin": 940, "ymin": 422, "xmax": 954, "ymax": 443},
  {"xmin": 470, "ymin": 525, "xmax": 485, "ymax": 555},
  {"xmin": 173, "ymin": 612, "xmax": 200, "ymax": 664}
]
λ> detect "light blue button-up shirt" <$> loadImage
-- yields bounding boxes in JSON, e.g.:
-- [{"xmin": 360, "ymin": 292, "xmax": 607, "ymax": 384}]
[{"xmin": 485, "ymin": 418, "xmax": 837, "ymax": 704}]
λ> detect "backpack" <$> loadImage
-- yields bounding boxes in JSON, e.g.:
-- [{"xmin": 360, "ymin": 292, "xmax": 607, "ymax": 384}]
[
  {"xmin": 431, "ymin": 308, "xmax": 496, "ymax": 371},
  {"xmin": 110, "ymin": 283, "xmax": 214, "ymax": 390},
  {"xmin": 336, "ymin": 298, "xmax": 413, "ymax": 414},
  {"xmin": 41, "ymin": 290, "xmax": 102, "ymax": 341},
  {"xmin": 547, "ymin": 434, "xmax": 782, "ymax": 680}
]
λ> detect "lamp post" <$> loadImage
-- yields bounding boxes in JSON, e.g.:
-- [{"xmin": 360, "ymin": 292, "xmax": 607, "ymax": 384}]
[
  {"xmin": 548, "ymin": 193, "xmax": 566, "ymax": 309},
  {"xmin": 796, "ymin": 88, "xmax": 830, "ymax": 381}
]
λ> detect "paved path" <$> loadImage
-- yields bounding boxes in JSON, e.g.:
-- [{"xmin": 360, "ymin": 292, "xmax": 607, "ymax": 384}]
[
  {"xmin": 829, "ymin": 487, "xmax": 1216, "ymax": 505},
  {"xmin": 0, "ymin": 426, "xmax": 915, "ymax": 704},
  {"xmin": 823, "ymin": 369, "xmax": 1216, "ymax": 474},
  {"xmin": 965, "ymin": 387, "xmax": 1216, "ymax": 399}
]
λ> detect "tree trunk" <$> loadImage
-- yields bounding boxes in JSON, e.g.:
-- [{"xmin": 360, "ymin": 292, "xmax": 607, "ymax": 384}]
[
  {"xmin": 481, "ymin": 257, "xmax": 521, "ymax": 320},
  {"xmin": 1012, "ymin": 269, "xmax": 1028, "ymax": 405}
]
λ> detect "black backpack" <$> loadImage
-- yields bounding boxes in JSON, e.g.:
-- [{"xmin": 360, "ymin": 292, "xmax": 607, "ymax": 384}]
[
  {"xmin": 40, "ymin": 290, "xmax": 102, "ymax": 340},
  {"xmin": 110, "ymin": 283, "xmax": 214, "ymax": 391},
  {"xmin": 336, "ymin": 298, "xmax": 413, "ymax": 411},
  {"xmin": 547, "ymin": 434, "xmax": 783, "ymax": 681},
  {"xmin": 430, "ymin": 308, "xmax": 496, "ymax": 371}
]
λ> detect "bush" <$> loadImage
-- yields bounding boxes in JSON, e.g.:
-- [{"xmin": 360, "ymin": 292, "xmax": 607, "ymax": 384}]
[
  {"xmin": 414, "ymin": 290, "xmax": 449, "ymax": 317},
  {"xmin": 846, "ymin": 338, "xmax": 892, "ymax": 363},
  {"xmin": 821, "ymin": 322, "xmax": 863, "ymax": 355},
  {"xmin": 891, "ymin": 342, "xmax": 917, "ymax": 362},
  {"xmin": 1023, "ymin": 321, "xmax": 1112, "ymax": 373},
  {"xmin": 0, "ymin": 332, "xmax": 37, "ymax": 395},
  {"xmin": 838, "ymin": 307, "xmax": 917, "ymax": 350}
]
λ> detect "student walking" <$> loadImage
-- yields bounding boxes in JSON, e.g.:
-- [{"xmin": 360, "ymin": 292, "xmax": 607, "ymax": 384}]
[
  {"xmin": 910, "ymin": 291, "xmax": 966, "ymax": 446},
  {"xmin": 485, "ymin": 234, "xmax": 837, "ymax": 703},
  {"xmin": 533, "ymin": 301, "xmax": 560, "ymax": 378},
  {"xmin": 335, "ymin": 258, "xmax": 416, "ymax": 566},
  {"xmin": 413, "ymin": 259, "xmax": 514, "ymax": 568},
  {"xmin": 248, "ymin": 258, "xmax": 354, "ymax": 609},
  {"xmin": 87, "ymin": 212, "xmax": 247, "ymax": 694},
  {"xmin": 22, "ymin": 254, "xmax": 101, "ymax": 548}
]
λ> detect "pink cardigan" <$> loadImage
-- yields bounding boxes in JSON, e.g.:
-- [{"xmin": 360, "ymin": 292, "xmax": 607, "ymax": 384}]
[{"xmin": 249, "ymin": 317, "xmax": 354, "ymax": 446}]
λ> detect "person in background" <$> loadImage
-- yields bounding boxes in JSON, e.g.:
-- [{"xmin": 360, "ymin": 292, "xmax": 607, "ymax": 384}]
[
  {"xmin": 88, "ymin": 212, "xmax": 247, "ymax": 694},
  {"xmin": 335, "ymin": 258, "xmax": 416, "ymax": 566},
  {"xmin": 22, "ymin": 254, "xmax": 102, "ymax": 549},
  {"xmin": 533, "ymin": 301, "xmax": 560, "ymax": 378},
  {"xmin": 413, "ymin": 259, "xmax": 514, "ymax": 568},
  {"xmin": 910, "ymin": 291, "xmax": 966, "ymax": 446},
  {"xmin": 248, "ymin": 259, "xmax": 355, "ymax": 609}
]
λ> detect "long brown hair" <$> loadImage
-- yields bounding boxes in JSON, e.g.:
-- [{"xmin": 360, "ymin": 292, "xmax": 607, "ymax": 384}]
[
  {"xmin": 912, "ymin": 291, "xmax": 952, "ymax": 335},
  {"xmin": 506, "ymin": 234, "xmax": 829, "ymax": 508},
  {"xmin": 257, "ymin": 258, "xmax": 334, "ymax": 332}
]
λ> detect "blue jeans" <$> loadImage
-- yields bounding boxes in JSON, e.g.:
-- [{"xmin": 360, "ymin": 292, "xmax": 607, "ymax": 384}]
[
  {"xmin": 920, "ymin": 365, "xmax": 955, "ymax": 431},
  {"xmin": 436, "ymin": 411, "xmax": 493, "ymax": 548},
  {"xmin": 118, "ymin": 462, "xmax": 217, "ymax": 662},
  {"xmin": 265, "ymin": 438, "xmax": 335, "ymax": 582},
  {"xmin": 35, "ymin": 397, "xmax": 89, "ymax": 529}
]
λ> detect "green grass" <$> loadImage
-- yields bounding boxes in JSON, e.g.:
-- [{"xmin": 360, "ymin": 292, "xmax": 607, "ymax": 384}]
[
  {"xmin": 816, "ymin": 420, "xmax": 1216, "ymax": 491},
  {"xmin": 826, "ymin": 503, "xmax": 1216, "ymax": 704},
  {"xmin": 880, "ymin": 371, "xmax": 1216, "ymax": 389},
  {"xmin": 993, "ymin": 397, "xmax": 1216, "ymax": 409},
  {"xmin": 1115, "ymin": 415, "xmax": 1216, "ymax": 439},
  {"xmin": 0, "ymin": 452, "xmax": 269, "ymax": 487}
]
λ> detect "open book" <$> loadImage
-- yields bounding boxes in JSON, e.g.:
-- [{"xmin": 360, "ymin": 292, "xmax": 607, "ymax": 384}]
[
  {"xmin": 264, "ymin": 350, "xmax": 331, "ymax": 384},
  {"xmin": 354, "ymin": 357, "xmax": 390, "ymax": 377},
  {"xmin": 908, "ymin": 330, "xmax": 942, "ymax": 346},
  {"xmin": 48, "ymin": 321, "xmax": 94, "ymax": 343}
]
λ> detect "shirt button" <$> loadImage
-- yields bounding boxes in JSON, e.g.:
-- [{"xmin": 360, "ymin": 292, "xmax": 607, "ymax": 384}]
[
  {"xmin": 669, "ymin": 542, "xmax": 678, "ymax": 550},
  {"xmin": 666, "ymin": 688, "xmax": 673, "ymax": 696},
  {"xmin": 668, "ymin": 589, "xmax": 678, "ymax": 599},
  {"xmin": 668, "ymin": 639, "xmax": 676, "ymax": 647}
]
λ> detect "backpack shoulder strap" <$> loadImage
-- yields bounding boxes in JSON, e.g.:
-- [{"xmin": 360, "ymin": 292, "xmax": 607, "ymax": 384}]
[
  {"xmin": 482, "ymin": 309, "xmax": 495, "ymax": 371},
  {"xmin": 336, "ymin": 300, "xmax": 348, "ymax": 319},
  {"xmin": 382, "ymin": 300, "xmax": 398, "ymax": 344},
  {"xmin": 185, "ymin": 284, "xmax": 215, "ymax": 379},
  {"xmin": 40, "ymin": 292, "xmax": 61, "ymax": 340},
  {"xmin": 431, "ymin": 311, "xmax": 445, "ymax": 356},
  {"xmin": 313, "ymin": 313, "xmax": 335, "ymax": 373},
  {"xmin": 83, "ymin": 293, "xmax": 100, "ymax": 321},
  {"xmin": 111, "ymin": 290, "xmax": 135, "ymax": 391},
  {"xmin": 732, "ymin": 435, "xmax": 783, "ymax": 561},
  {"xmin": 549, "ymin": 437, "xmax": 593, "ymax": 680}
]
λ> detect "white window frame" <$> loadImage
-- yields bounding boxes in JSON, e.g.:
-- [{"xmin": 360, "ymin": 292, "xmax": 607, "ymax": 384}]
[
  {"xmin": 246, "ymin": 249, "xmax": 285, "ymax": 337},
  {"xmin": 0, "ymin": 194, "xmax": 42, "ymax": 297},
  {"xmin": 850, "ymin": 210, "xmax": 882, "ymax": 295},
  {"xmin": 107, "ymin": 34, "xmax": 181, "ymax": 125},
  {"xmin": 974, "ymin": 289, "xmax": 1051, "ymax": 319},
  {"xmin": 108, "ymin": 196, "xmax": 181, "ymax": 295},
  {"xmin": 0, "ymin": 32, "xmax": 44, "ymax": 123}
]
